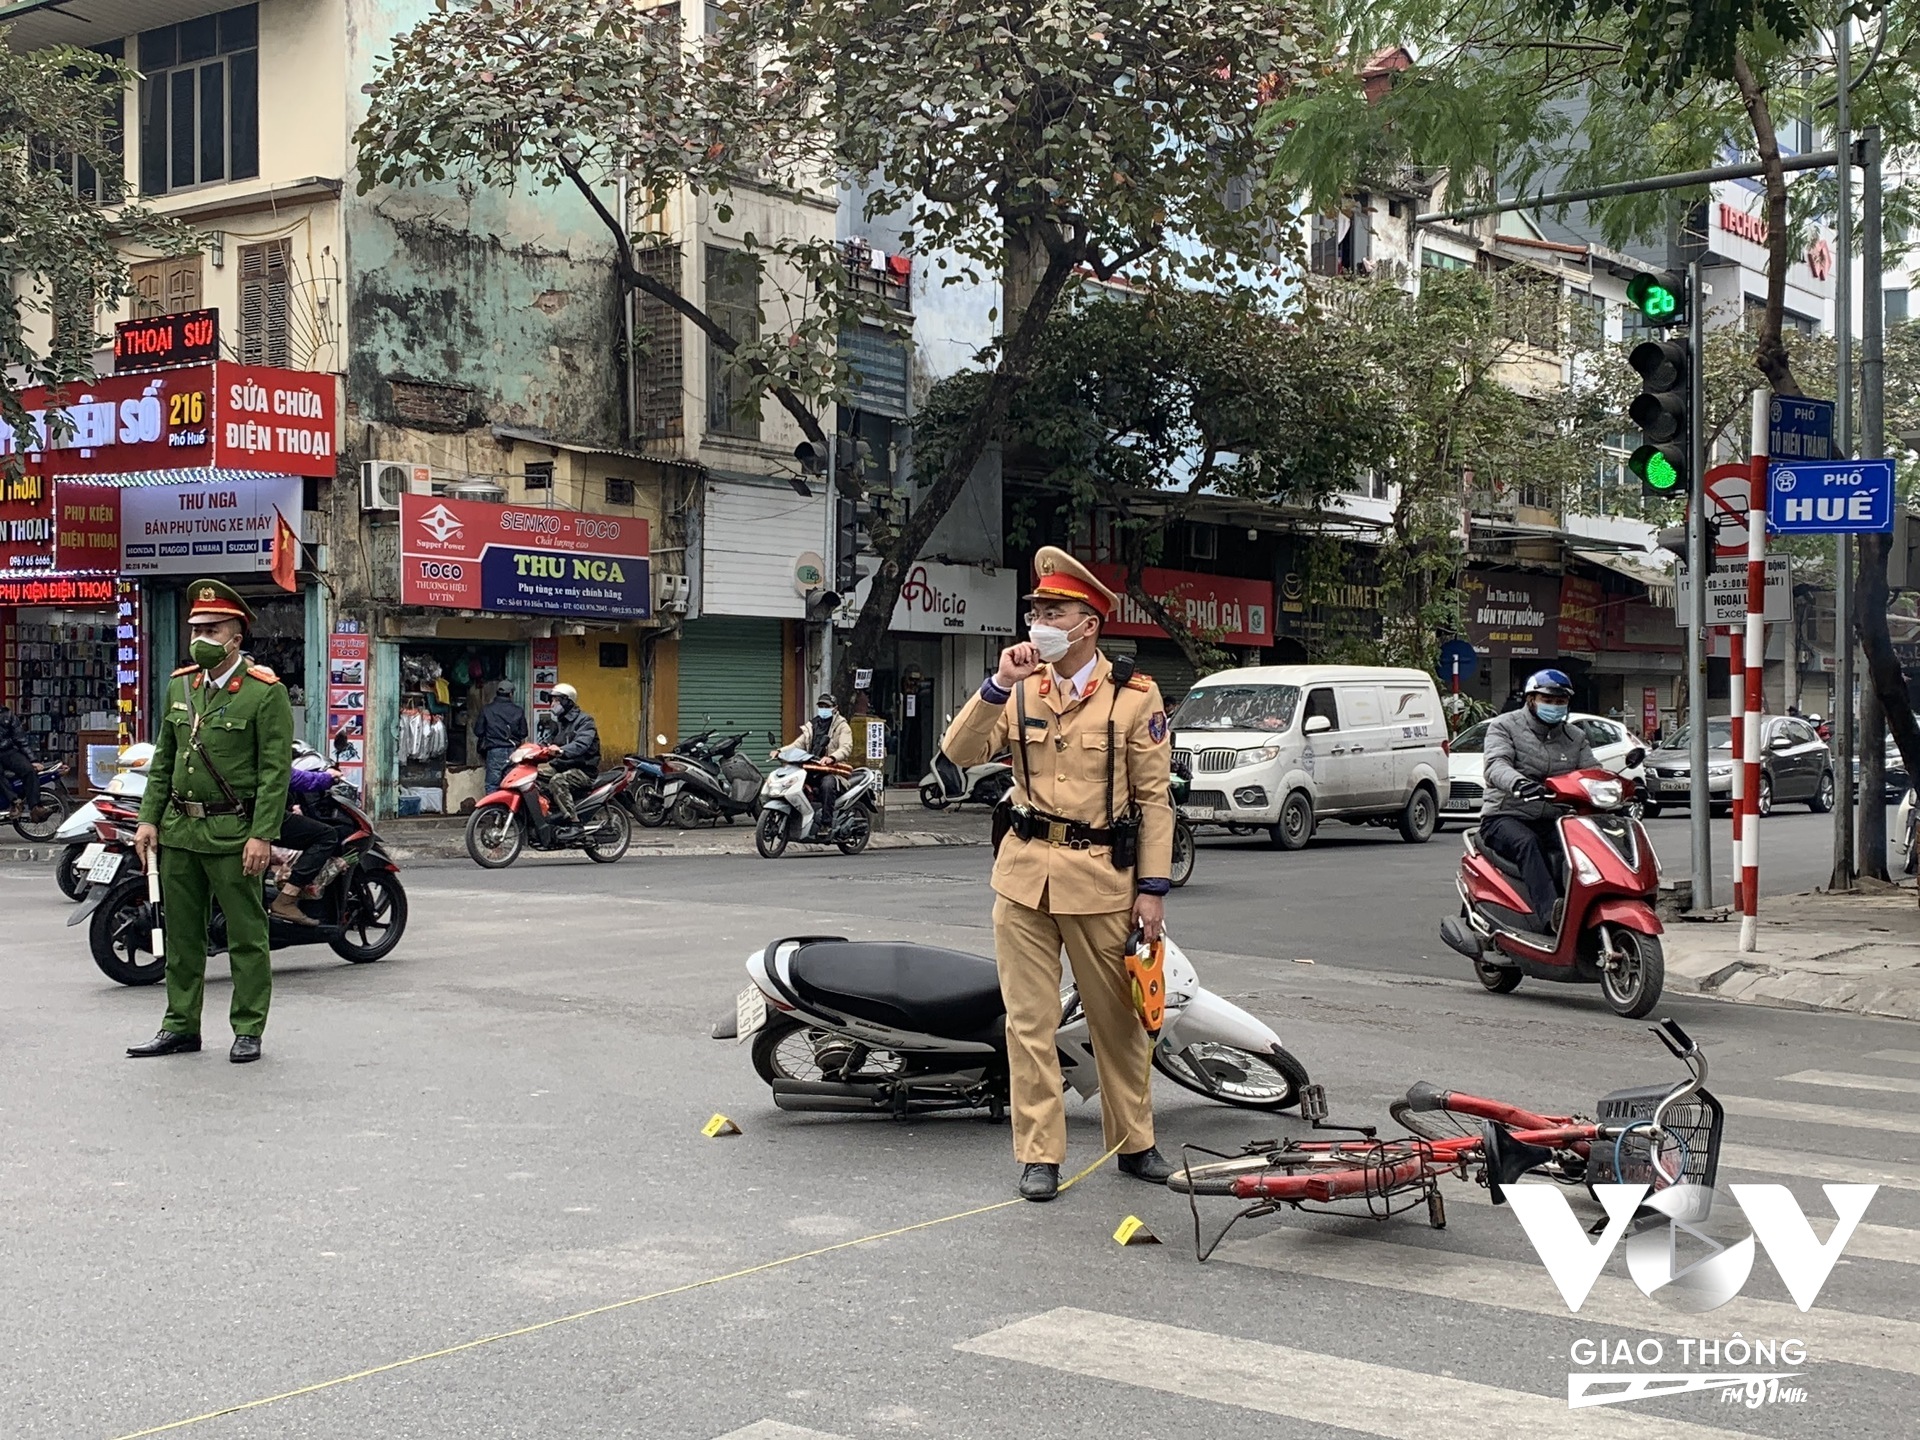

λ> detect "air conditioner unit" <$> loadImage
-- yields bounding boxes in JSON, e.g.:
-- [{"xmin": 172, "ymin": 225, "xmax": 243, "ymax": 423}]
[
  {"xmin": 360, "ymin": 461, "xmax": 429, "ymax": 512},
  {"xmin": 658, "ymin": 573, "xmax": 690, "ymax": 613}
]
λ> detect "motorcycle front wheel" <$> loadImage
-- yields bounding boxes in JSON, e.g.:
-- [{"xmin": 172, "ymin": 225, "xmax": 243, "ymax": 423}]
[
  {"xmin": 1599, "ymin": 930, "xmax": 1665, "ymax": 1019},
  {"xmin": 1153, "ymin": 1041, "xmax": 1308, "ymax": 1111},
  {"xmin": 755, "ymin": 808, "xmax": 790, "ymax": 858},
  {"xmin": 464, "ymin": 803, "xmax": 524, "ymax": 869},
  {"xmin": 56, "ymin": 842, "xmax": 90, "ymax": 901},
  {"xmin": 1169, "ymin": 820, "xmax": 1196, "ymax": 887},
  {"xmin": 89, "ymin": 876, "xmax": 165, "ymax": 986},
  {"xmin": 584, "ymin": 804, "xmax": 632, "ymax": 863},
  {"xmin": 12, "ymin": 786, "xmax": 69, "ymax": 841},
  {"xmin": 330, "ymin": 871, "xmax": 408, "ymax": 962}
]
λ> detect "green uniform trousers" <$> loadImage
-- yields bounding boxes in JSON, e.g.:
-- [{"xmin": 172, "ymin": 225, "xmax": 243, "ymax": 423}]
[{"xmin": 159, "ymin": 846, "xmax": 272, "ymax": 1038}]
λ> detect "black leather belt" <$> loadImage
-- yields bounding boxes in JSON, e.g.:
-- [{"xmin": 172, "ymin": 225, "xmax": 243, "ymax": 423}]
[
  {"xmin": 1008, "ymin": 805, "xmax": 1113, "ymax": 849},
  {"xmin": 170, "ymin": 796, "xmax": 253, "ymax": 819}
]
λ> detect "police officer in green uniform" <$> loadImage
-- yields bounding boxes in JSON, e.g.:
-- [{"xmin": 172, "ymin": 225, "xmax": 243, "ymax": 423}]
[{"xmin": 128, "ymin": 580, "xmax": 293, "ymax": 1064}]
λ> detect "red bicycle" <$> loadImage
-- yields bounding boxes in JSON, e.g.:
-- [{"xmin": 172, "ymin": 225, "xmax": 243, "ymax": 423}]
[{"xmin": 1172, "ymin": 1019, "xmax": 1722, "ymax": 1259}]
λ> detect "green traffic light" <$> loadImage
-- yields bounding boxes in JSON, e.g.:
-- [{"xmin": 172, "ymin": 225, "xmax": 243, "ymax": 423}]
[
  {"xmin": 1644, "ymin": 452, "xmax": 1679, "ymax": 490},
  {"xmin": 1628, "ymin": 273, "xmax": 1682, "ymax": 322}
]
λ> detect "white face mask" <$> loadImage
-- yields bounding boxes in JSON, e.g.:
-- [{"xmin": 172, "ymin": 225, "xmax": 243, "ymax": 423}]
[{"xmin": 1028, "ymin": 615, "xmax": 1088, "ymax": 663}]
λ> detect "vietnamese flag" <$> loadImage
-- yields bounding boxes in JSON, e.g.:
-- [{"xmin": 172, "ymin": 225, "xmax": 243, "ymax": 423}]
[{"xmin": 271, "ymin": 508, "xmax": 299, "ymax": 592}]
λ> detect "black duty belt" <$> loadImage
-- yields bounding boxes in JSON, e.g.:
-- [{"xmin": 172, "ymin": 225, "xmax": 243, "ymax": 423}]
[
  {"xmin": 169, "ymin": 795, "xmax": 253, "ymax": 819},
  {"xmin": 1008, "ymin": 804, "xmax": 1114, "ymax": 849}
]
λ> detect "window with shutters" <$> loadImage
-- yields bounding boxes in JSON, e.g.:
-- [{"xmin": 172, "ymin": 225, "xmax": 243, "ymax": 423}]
[
  {"xmin": 129, "ymin": 255, "xmax": 204, "ymax": 318},
  {"xmin": 605, "ymin": 477, "xmax": 634, "ymax": 506},
  {"xmin": 29, "ymin": 41, "xmax": 125, "ymax": 204},
  {"xmin": 136, "ymin": 5, "xmax": 259, "ymax": 196},
  {"xmin": 632, "ymin": 243, "xmax": 684, "ymax": 440},
  {"xmin": 705, "ymin": 246, "xmax": 762, "ymax": 440},
  {"xmin": 238, "ymin": 239, "xmax": 291, "ymax": 366}
]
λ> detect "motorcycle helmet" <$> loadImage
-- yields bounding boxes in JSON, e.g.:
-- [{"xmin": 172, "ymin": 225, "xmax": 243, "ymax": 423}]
[
  {"xmin": 291, "ymin": 739, "xmax": 328, "ymax": 771},
  {"xmin": 550, "ymin": 683, "xmax": 578, "ymax": 711},
  {"xmin": 1523, "ymin": 668, "xmax": 1574, "ymax": 698},
  {"xmin": 116, "ymin": 742, "xmax": 157, "ymax": 774}
]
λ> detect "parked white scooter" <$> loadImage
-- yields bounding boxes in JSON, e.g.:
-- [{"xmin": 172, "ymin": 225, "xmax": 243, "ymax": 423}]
[
  {"xmin": 1898, "ymin": 787, "xmax": 1916, "ymax": 876},
  {"xmin": 52, "ymin": 743, "xmax": 154, "ymax": 901},
  {"xmin": 754, "ymin": 743, "xmax": 883, "ymax": 858},
  {"xmin": 920, "ymin": 749, "xmax": 1013, "ymax": 810},
  {"xmin": 716, "ymin": 931, "xmax": 1310, "ymax": 1116}
]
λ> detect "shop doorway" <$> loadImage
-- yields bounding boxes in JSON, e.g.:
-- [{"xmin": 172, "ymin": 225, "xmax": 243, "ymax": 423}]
[
  {"xmin": 876, "ymin": 636, "xmax": 942, "ymax": 784},
  {"xmin": 395, "ymin": 641, "xmax": 521, "ymax": 815}
]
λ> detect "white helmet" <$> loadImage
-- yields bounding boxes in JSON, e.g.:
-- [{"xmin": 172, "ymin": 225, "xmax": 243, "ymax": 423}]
[{"xmin": 550, "ymin": 683, "xmax": 578, "ymax": 707}]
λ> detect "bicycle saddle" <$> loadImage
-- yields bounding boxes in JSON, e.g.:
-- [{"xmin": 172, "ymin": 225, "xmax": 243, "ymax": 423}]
[{"xmin": 1481, "ymin": 1119, "xmax": 1557, "ymax": 1206}]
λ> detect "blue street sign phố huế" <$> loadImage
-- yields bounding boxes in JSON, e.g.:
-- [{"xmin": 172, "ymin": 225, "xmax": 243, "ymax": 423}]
[
  {"xmin": 1767, "ymin": 460, "xmax": 1896, "ymax": 534},
  {"xmin": 1768, "ymin": 395, "xmax": 1834, "ymax": 462}
]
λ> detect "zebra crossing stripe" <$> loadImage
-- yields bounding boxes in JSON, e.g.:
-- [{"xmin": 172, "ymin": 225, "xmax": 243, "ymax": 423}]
[
  {"xmin": 1863, "ymin": 1050, "xmax": 1920, "ymax": 1064},
  {"xmin": 1217, "ymin": 1221, "xmax": 1920, "ymax": 1378},
  {"xmin": 959, "ymin": 1307, "xmax": 1757, "ymax": 1438},
  {"xmin": 1718, "ymin": 1142, "xmax": 1920, "ymax": 1192},
  {"xmin": 711, "ymin": 1424, "xmax": 849, "ymax": 1440},
  {"xmin": 1720, "ymin": 1093, "xmax": 1920, "ymax": 1135},
  {"xmin": 1780, "ymin": 1069, "xmax": 1920, "ymax": 1096}
]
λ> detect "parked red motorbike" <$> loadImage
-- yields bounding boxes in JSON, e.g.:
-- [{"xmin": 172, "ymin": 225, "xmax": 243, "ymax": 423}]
[
  {"xmin": 463, "ymin": 741, "xmax": 635, "ymax": 867},
  {"xmin": 1438, "ymin": 750, "xmax": 1664, "ymax": 1018}
]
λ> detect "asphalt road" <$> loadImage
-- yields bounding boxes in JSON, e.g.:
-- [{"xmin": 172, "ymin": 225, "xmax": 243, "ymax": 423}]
[{"xmin": 3, "ymin": 827, "xmax": 1916, "ymax": 1440}]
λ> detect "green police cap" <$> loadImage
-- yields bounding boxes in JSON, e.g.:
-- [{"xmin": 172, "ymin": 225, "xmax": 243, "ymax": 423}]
[{"xmin": 185, "ymin": 578, "xmax": 256, "ymax": 627}]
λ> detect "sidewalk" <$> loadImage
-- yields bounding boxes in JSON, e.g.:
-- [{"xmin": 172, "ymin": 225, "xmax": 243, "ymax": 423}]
[
  {"xmin": 1664, "ymin": 881, "xmax": 1920, "ymax": 1022},
  {"xmin": 0, "ymin": 794, "xmax": 994, "ymax": 866}
]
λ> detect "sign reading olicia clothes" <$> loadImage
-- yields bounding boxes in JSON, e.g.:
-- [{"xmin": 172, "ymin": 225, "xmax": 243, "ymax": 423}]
[{"xmin": 400, "ymin": 492, "xmax": 651, "ymax": 619}]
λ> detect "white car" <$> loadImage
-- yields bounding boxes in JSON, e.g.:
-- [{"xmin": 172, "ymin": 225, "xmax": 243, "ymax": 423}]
[{"xmin": 1441, "ymin": 712, "xmax": 1648, "ymax": 825}]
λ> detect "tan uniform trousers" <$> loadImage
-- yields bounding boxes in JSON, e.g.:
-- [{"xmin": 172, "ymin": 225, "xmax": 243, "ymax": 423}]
[{"xmin": 993, "ymin": 894, "xmax": 1153, "ymax": 1165}]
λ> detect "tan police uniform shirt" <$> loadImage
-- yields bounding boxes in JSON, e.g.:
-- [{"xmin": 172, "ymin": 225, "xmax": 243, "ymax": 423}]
[{"xmin": 941, "ymin": 651, "xmax": 1173, "ymax": 915}]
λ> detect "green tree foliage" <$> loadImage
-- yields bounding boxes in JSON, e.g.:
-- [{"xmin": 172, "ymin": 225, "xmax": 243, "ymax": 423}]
[{"xmin": 1, "ymin": 40, "xmax": 194, "ymax": 468}]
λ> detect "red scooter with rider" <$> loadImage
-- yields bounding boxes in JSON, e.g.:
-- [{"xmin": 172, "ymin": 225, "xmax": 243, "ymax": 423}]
[{"xmin": 1439, "ymin": 669, "xmax": 1664, "ymax": 1017}]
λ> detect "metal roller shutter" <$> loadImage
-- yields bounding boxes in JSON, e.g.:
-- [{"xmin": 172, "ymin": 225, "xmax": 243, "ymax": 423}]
[
  {"xmin": 677, "ymin": 616, "xmax": 785, "ymax": 766},
  {"xmin": 1130, "ymin": 640, "xmax": 1202, "ymax": 706}
]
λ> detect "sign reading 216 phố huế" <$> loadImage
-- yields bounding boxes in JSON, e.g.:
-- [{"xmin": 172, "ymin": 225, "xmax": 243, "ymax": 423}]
[{"xmin": 400, "ymin": 492, "xmax": 651, "ymax": 619}]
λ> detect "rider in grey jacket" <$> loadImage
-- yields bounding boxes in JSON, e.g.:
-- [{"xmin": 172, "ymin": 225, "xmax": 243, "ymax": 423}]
[{"xmin": 1479, "ymin": 670, "xmax": 1596, "ymax": 935}]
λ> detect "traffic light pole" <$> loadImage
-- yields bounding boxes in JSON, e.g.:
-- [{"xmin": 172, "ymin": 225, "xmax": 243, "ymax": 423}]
[
  {"xmin": 1831, "ymin": 17, "xmax": 1856, "ymax": 893},
  {"xmin": 1685, "ymin": 258, "xmax": 1713, "ymax": 912}
]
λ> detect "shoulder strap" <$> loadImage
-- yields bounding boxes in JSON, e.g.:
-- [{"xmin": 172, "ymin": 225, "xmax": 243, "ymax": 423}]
[{"xmin": 1013, "ymin": 678, "xmax": 1034, "ymax": 799}]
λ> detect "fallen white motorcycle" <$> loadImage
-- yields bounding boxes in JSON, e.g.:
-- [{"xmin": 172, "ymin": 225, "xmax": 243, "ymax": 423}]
[
  {"xmin": 754, "ymin": 743, "xmax": 882, "ymax": 858},
  {"xmin": 714, "ymin": 931, "xmax": 1310, "ymax": 1116}
]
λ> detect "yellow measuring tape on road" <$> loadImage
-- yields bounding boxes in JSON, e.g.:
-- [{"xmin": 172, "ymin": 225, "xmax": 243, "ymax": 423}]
[{"xmin": 107, "ymin": 1146, "xmax": 1130, "ymax": 1439}]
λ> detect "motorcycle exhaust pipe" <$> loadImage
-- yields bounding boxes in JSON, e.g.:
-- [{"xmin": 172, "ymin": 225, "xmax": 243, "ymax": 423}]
[{"xmin": 771, "ymin": 1079, "xmax": 891, "ymax": 1112}]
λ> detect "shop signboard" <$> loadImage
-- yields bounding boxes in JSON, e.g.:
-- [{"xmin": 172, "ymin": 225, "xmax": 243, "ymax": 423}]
[
  {"xmin": 1557, "ymin": 575, "xmax": 1605, "ymax": 653},
  {"xmin": 0, "ymin": 575, "xmax": 115, "ymax": 606},
  {"xmin": 0, "ymin": 362, "xmax": 339, "ymax": 477},
  {"xmin": 840, "ymin": 560, "xmax": 1016, "ymax": 634},
  {"xmin": 1462, "ymin": 571, "xmax": 1560, "ymax": 658},
  {"xmin": 326, "ymin": 629, "xmax": 368, "ymax": 797},
  {"xmin": 55, "ymin": 483, "xmax": 122, "ymax": 572},
  {"xmin": 1088, "ymin": 563, "xmax": 1274, "ymax": 647},
  {"xmin": 116, "ymin": 582, "xmax": 144, "ymax": 746},
  {"xmin": 400, "ymin": 493, "xmax": 652, "ymax": 619},
  {"xmin": 0, "ymin": 470, "xmax": 54, "ymax": 573},
  {"xmin": 119, "ymin": 476, "xmax": 302, "ymax": 575}
]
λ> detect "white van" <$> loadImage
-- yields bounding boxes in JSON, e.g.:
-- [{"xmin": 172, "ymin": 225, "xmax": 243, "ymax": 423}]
[{"xmin": 1170, "ymin": 665, "xmax": 1449, "ymax": 849}]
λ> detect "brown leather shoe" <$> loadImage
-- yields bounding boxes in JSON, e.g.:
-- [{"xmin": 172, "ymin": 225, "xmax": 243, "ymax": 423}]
[{"xmin": 268, "ymin": 890, "xmax": 318, "ymax": 926}]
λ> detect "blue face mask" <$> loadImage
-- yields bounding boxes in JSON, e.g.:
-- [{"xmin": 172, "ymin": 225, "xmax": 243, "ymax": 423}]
[
  {"xmin": 1535, "ymin": 701, "xmax": 1569, "ymax": 725},
  {"xmin": 816, "ymin": 707, "xmax": 834, "ymax": 720}
]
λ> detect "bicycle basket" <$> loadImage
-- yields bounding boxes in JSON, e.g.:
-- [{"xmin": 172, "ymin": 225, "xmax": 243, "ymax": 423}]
[{"xmin": 1586, "ymin": 1082, "xmax": 1722, "ymax": 1193}]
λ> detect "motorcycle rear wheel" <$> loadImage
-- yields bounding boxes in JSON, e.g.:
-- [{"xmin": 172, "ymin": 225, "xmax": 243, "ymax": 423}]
[
  {"xmin": 632, "ymin": 785, "xmax": 668, "ymax": 828},
  {"xmin": 1169, "ymin": 820, "xmax": 1196, "ymax": 887},
  {"xmin": 330, "ymin": 871, "xmax": 408, "ymax": 962},
  {"xmin": 464, "ymin": 803, "xmax": 523, "ymax": 869},
  {"xmin": 89, "ymin": 876, "xmax": 165, "ymax": 986},
  {"xmin": 836, "ymin": 811, "xmax": 872, "ymax": 855},
  {"xmin": 584, "ymin": 804, "xmax": 632, "ymax": 863},
  {"xmin": 751, "ymin": 1015, "xmax": 906, "ymax": 1086},
  {"xmin": 56, "ymin": 842, "xmax": 89, "ymax": 901},
  {"xmin": 755, "ymin": 808, "xmax": 790, "ymax": 858},
  {"xmin": 11, "ymin": 785, "xmax": 69, "ymax": 841},
  {"xmin": 668, "ymin": 792, "xmax": 707, "ymax": 829},
  {"xmin": 919, "ymin": 783, "xmax": 947, "ymax": 810},
  {"xmin": 1154, "ymin": 1041, "xmax": 1308, "ymax": 1111}
]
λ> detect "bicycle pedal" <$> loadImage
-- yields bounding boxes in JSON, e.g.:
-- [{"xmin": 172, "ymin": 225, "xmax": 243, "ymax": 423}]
[{"xmin": 1299, "ymin": 1083, "xmax": 1329, "ymax": 1121}]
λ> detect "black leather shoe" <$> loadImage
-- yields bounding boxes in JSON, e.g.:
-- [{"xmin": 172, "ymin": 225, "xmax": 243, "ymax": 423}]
[
  {"xmin": 1018, "ymin": 1163, "xmax": 1060, "ymax": 1202},
  {"xmin": 230, "ymin": 1035, "xmax": 263, "ymax": 1064},
  {"xmin": 1118, "ymin": 1146, "xmax": 1176, "ymax": 1183},
  {"xmin": 127, "ymin": 1031, "xmax": 200, "ymax": 1058}
]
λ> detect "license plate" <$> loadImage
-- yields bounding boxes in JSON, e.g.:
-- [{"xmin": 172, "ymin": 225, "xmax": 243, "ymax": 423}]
[
  {"xmin": 76, "ymin": 842, "xmax": 104, "ymax": 870},
  {"xmin": 736, "ymin": 985, "xmax": 768, "ymax": 1043},
  {"xmin": 1180, "ymin": 805, "xmax": 1218, "ymax": 821},
  {"xmin": 87, "ymin": 851, "xmax": 123, "ymax": 884}
]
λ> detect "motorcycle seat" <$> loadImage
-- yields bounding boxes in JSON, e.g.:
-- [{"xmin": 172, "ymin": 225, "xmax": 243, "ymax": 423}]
[
  {"xmin": 788, "ymin": 940, "xmax": 1005, "ymax": 1038},
  {"xmin": 590, "ymin": 768, "xmax": 625, "ymax": 788}
]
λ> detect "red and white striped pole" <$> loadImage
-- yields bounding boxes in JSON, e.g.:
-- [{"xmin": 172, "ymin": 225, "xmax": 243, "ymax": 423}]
[
  {"xmin": 1729, "ymin": 623, "xmax": 1745, "ymax": 911},
  {"xmin": 1740, "ymin": 390, "xmax": 1768, "ymax": 951}
]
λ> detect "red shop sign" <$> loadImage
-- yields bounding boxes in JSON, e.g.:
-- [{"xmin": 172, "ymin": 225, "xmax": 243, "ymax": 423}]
[
  {"xmin": 0, "ymin": 574, "xmax": 116, "ymax": 606},
  {"xmin": 0, "ymin": 470, "xmax": 55, "ymax": 574},
  {"xmin": 54, "ymin": 482, "xmax": 122, "ymax": 572},
  {"xmin": 1087, "ymin": 563, "xmax": 1274, "ymax": 648},
  {"xmin": 0, "ymin": 362, "xmax": 339, "ymax": 478}
]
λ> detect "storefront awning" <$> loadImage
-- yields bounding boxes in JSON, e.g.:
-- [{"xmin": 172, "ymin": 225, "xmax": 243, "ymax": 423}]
[
  {"xmin": 87, "ymin": 468, "xmax": 294, "ymax": 488},
  {"xmin": 1569, "ymin": 548, "xmax": 1676, "ymax": 606},
  {"xmin": 490, "ymin": 424, "xmax": 703, "ymax": 472}
]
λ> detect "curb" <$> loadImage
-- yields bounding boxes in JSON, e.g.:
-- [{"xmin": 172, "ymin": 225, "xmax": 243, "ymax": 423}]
[{"xmin": 1663, "ymin": 914, "xmax": 1920, "ymax": 1023}]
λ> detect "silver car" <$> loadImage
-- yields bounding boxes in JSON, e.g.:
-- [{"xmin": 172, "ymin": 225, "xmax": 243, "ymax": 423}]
[{"xmin": 1643, "ymin": 714, "xmax": 1835, "ymax": 816}]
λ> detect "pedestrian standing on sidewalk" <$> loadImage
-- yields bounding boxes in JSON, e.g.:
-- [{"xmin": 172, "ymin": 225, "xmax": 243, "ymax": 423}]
[
  {"xmin": 475, "ymin": 680, "xmax": 528, "ymax": 792},
  {"xmin": 128, "ymin": 580, "xmax": 293, "ymax": 1065},
  {"xmin": 940, "ymin": 547, "xmax": 1175, "ymax": 1202}
]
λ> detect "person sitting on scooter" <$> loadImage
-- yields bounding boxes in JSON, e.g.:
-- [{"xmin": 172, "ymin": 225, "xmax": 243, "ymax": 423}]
[
  {"xmin": 778, "ymin": 694, "xmax": 853, "ymax": 830},
  {"xmin": 542, "ymin": 684, "xmax": 600, "ymax": 823},
  {"xmin": 271, "ymin": 743, "xmax": 346, "ymax": 926},
  {"xmin": 0, "ymin": 701, "xmax": 50, "ymax": 823},
  {"xmin": 1479, "ymin": 669, "xmax": 1597, "ymax": 937}
]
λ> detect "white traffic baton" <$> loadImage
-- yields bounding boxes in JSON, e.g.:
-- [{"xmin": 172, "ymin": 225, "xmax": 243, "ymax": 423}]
[{"xmin": 145, "ymin": 849, "xmax": 166, "ymax": 962}]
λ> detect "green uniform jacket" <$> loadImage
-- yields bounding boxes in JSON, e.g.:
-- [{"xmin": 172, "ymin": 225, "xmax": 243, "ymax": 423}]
[{"xmin": 137, "ymin": 658, "xmax": 295, "ymax": 854}]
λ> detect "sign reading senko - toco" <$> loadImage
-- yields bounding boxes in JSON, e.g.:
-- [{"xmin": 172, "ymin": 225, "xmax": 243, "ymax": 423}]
[
  {"xmin": 400, "ymin": 492, "xmax": 651, "ymax": 619},
  {"xmin": 1767, "ymin": 459, "xmax": 1896, "ymax": 534}
]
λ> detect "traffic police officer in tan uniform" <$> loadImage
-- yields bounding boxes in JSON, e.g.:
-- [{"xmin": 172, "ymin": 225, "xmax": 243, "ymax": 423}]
[
  {"xmin": 129, "ymin": 580, "xmax": 293, "ymax": 1064},
  {"xmin": 941, "ymin": 548, "xmax": 1175, "ymax": 1200}
]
